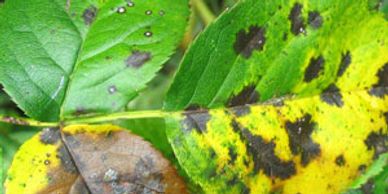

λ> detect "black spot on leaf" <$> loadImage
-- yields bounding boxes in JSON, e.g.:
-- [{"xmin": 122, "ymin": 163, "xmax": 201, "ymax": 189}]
[
  {"xmin": 125, "ymin": 51, "xmax": 151, "ymax": 68},
  {"xmin": 229, "ymin": 105, "xmax": 251, "ymax": 117},
  {"xmin": 288, "ymin": 3, "xmax": 306, "ymax": 35},
  {"xmin": 241, "ymin": 129, "xmax": 296, "ymax": 179},
  {"xmin": 82, "ymin": 6, "xmax": 98, "ymax": 25},
  {"xmin": 242, "ymin": 185, "xmax": 251, "ymax": 194},
  {"xmin": 40, "ymin": 128, "xmax": 61, "ymax": 145},
  {"xmin": 369, "ymin": 63, "xmax": 388, "ymax": 97},
  {"xmin": 308, "ymin": 11, "xmax": 323, "ymax": 29},
  {"xmin": 73, "ymin": 107, "xmax": 88, "ymax": 116},
  {"xmin": 304, "ymin": 56, "xmax": 325, "ymax": 82},
  {"xmin": 364, "ymin": 129, "xmax": 388, "ymax": 159},
  {"xmin": 181, "ymin": 111, "xmax": 211, "ymax": 133},
  {"xmin": 320, "ymin": 84, "xmax": 344, "ymax": 107},
  {"xmin": 285, "ymin": 114, "xmax": 321, "ymax": 166},
  {"xmin": 337, "ymin": 51, "xmax": 352, "ymax": 77},
  {"xmin": 358, "ymin": 164, "xmax": 367, "ymax": 173},
  {"xmin": 233, "ymin": 26, "xmax": 266, "ymax": 58},
  {"xmin": 335, "ymin": 155, "xmax": 346, "ymax": 166},
  {"xmin": 228, "ymin": 147, "xmax": 237, "ymax": 165},
  {"xmin": 228, "ymin": 84, "xmax": 260, "ymax": 107}
]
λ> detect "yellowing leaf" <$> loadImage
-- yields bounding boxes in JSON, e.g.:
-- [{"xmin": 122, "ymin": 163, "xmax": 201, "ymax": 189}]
[
  {"xmin": 6, "ymin": 125, "xmax": 188, "ymax": 194},
  {"xmin": 5, "ymin": 128, "xmax": 78, "ymax": 194},
  {"xmin": 166, "ymin": 88, "xmax": 388, "ymax": 193}
]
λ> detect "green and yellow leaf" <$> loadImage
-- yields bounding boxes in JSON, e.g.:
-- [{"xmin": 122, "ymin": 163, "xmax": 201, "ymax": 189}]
[{"xmin": 164, "ymin": 0, "xmax": 388, "ymax": 193}]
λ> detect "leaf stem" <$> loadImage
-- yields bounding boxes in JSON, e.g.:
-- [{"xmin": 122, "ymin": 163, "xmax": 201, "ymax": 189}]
[
  {"xmin": 0, "ymin": 115, "xmax": 58, "ymax": 127},
  {"xmin": 192, "ymin": 0, "xmax": 216, "ymax": 25},
  {"xmin": 64, "ymin": 110, "xmax": 176, "ymax": 125}
]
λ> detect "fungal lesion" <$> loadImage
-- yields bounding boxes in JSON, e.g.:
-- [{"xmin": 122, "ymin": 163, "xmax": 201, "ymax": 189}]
[
  {"xmin": 285, "ymin": 114, "xmax": 321, "ymax": 166},
  {"xmin": 82, "ymin": 5, "xmax": 98, "ymax": 25},
  {"xmin": 233, "ymin": 26, "xmax": 266, "ymax": 58},
  {"xmin": 125, "ymin": 51, "xmax": 152, "ymax": 68},
  {"xmin": 369, "ymin": 62, "xmax": 388, "ymax": 97},
  {"xmin": 304, "ymin": 55, "xmax": 325, "ymax": 82},
  {"xmin": 288, "ymin": 3, "xmax": 306, "ymax": 35}
]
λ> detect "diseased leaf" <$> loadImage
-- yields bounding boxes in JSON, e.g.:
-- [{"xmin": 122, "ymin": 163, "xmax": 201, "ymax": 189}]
[
  {"xmin": 166, "ymin": 87, "xmax": 388, "ymax": 193},
  {"xmin": 62, "ymin": 124, "xmax": 187, "ymax": 194},
  {"xmin": 5, "ymin": 125, "xmax": 187, "ymax": 194},
  {"xmin": 5, "ymin": 128, "xmax": 79, "ymax": 194},
  {"xmin": 164, "ymin": 0, "xmax": 388, "ymax": 193},
  {"xmin": 0, "ymin": 0, "xmax": 189, "ymax": 122},
  {"xmin": 165, "ymin": 0, "xmax": 387, "ymax": 111}
]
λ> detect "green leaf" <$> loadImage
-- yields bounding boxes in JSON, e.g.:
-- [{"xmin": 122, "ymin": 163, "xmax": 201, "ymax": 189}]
[
  {"xmin": 0, "ymin": 0, "xmax": 189, "ymax": 122},
  {"xmin": 163, "ymin": 0, "xmax": 388, "ymax": 193},
  {"xmin": 343, "ymin": 153, "xmax": 388, "ymax": 194},
  {"xmin": 350, "ymin": 153, "xmax": 388, "ymax": 189},
  {"xmin": 165, "ymin": 0, "xmax": 387, "ymax": 111}
]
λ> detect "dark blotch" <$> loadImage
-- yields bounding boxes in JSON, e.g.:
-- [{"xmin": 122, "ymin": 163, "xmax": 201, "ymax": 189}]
[
  {"xmin": 233, "ymin": 26, "xmax": 266, "ymax": 58},
  {"xmin": 337, "ymin": 51, "xmax": 352, "ymax": 77},
  {"xmin": 241, "ymin": 129, "xmax": 296, "ymax": 179},
  {"xmin": 358, "ymin": 164, "xmax": 367, "ymax": 173},
  {"xmin": 228, "ymin": 84, "xmax": 260, "ymax": 107},
  {"xmin": 320, "ymin": 84, "xmax": 344, "ymax": 107},
  {"xmin": 308, "ymin": 11, "xmax": 323, "ymax": 29},
  {"xmin": 369, "ymin": 63, "xmax": 388, "ymax": 97},
  {"xmin": 58, "ymin": 146, "xmax": 78, "ymax": 173},
  {"xmin": 242, "ymin": 185, "xmax": 251, "ymax": 194},
  {"xmin": 228, "ymin": 147, "xmax": 237, "ymax": 164},
  {"xmin": 229, "ymin": 105, "xmax": 251, "ymax": 117},
  {"xmin": 181, "ymin": 111, "xmax": 211, "ymax": 133},
  {"xmin": 82, "ymin": 6, "xmax": 98, "ymax": 25},
  {"xmin": 125, "ymin": 51, "xmax": 151, "ymax": 68},
  {"xmin": 364, "ymin": 129, "xmax": 388, "ymax": 159},
  {"xmin": 361, "ymin": 180, "xmax": 375, "ymax": 194},
  {"xmin": 74, "ymin": 107, "xmax": 88, "ymax": 116},
  {"xmin": 285, "ymin": 114, "xmax": 321, "ymax": 166},
  {"xmin": 304, "ymin": 56, "xmax": 325, "ymax": 82},
  {"xmin": 335, "ymin": 155, "xmax": 346, "ymax": 166},
  {"xmin": 40, "ymin": 128, "xmax": 61, "ymax": 144},
  {"xmin": 288, "ymin": 3, "xmax": 306, "ymax": 35}
]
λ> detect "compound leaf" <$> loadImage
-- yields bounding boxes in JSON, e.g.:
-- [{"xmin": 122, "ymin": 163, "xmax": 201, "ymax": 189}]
[{"xmin": 0, "ymin": 0, "xmax": 189, "ymax": 122}]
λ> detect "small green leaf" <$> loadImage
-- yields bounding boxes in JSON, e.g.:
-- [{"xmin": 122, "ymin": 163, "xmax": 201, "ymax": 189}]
[
  {"xmin": 0, "ymin": 0, "xmax": 189, "ymax": 122},
  {"xmin": 350, "ymin": 153, "xmax": 388, "ymax": 189}
]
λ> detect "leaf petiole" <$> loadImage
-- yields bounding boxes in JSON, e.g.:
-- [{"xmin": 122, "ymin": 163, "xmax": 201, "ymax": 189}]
[
  {"xmin": 192, "ymin": 0, "xmax": 216, "ymax": 25},
  {"xmin": 0, "ymin": 115, "xmax": 58, "ymax": 127}
]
